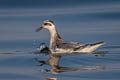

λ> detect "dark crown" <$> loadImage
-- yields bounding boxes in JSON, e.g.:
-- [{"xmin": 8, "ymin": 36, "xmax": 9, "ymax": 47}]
[{"xmin": 44, "ymin": 19, "xmax": 54, "ymax": 24}]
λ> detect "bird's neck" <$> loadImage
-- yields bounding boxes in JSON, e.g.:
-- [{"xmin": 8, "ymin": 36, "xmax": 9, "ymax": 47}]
[{"xmin": 48, "ymin": 26, "xmax": 63, "ymax": 49}]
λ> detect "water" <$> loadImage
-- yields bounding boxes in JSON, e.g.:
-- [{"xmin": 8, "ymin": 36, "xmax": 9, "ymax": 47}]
[{"xmin": 0, "ymin": 0, "xmax": 120, "ymax": 80}]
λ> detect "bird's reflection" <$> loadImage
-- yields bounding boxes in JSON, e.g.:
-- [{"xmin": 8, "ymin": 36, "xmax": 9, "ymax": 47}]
[
  {"xmin": 47, "ymin": 77, "xmax": 58, "ymax": 80},
  {"xmin": 36, "ymin": 54, "xmax": 105, "ymax": 74}
]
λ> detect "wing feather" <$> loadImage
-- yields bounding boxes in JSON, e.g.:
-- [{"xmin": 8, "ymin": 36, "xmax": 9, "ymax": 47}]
[{"xmin": 56, "ymin": 42, "xmax": 81, "ymax": 49}]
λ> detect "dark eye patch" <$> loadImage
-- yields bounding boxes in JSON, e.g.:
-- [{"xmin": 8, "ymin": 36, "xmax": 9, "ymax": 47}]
[{"xmin": 44, "ymin": 23, "xmax": 52, "ymax": 26}]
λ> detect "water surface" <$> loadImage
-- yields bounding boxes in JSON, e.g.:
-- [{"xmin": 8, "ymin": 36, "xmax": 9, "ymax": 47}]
[{"xmin": 0, "ymin": 0, "xmax": 120, "ymax": 80}]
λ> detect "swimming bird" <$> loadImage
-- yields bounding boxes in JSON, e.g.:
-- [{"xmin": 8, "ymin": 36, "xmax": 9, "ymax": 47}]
[{"xmin": 36, "ymin": 20, "xmax": 104, "ymax": 54}]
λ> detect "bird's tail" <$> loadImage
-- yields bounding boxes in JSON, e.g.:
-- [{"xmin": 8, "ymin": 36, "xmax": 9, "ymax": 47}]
[
  {"xmin": 88, "ymin": 41, "xmax": 104, "ymax": 53},
  {"xmin": 91, "ymin": 41, "xmax": 104, "ymax": 46}
]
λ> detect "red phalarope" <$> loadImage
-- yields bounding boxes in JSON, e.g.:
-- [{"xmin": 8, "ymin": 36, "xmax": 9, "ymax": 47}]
[{"xmin": 36, "ymin": 20, "xmax": 104, "ymax": 54}]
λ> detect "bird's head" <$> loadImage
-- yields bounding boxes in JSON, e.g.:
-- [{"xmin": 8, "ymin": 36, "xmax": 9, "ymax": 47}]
[{"xmin": 36, "ymin": 20, "xmax": 55, "ymax": 32}]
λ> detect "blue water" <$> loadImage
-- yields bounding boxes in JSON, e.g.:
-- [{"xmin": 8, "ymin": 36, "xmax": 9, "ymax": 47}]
[{"xmin": 0, "ymin": 0, "xmax": 120, "ymax": 80}]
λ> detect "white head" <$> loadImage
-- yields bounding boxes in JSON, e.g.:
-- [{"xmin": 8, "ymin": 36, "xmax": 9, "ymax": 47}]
[
  {"xmin": 36, "ymin": 20, "xmax": 62, "ymax": 41},
  {"xmin": 36, "ymin": 20, "xmax": 56, "ymax": 32}
]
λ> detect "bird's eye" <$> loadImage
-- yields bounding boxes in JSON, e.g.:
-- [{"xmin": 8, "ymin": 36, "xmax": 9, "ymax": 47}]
[
  {"xmin": 44, "ymin": 23, "xmax": 48, "ymax": 25},
  {"xmin": 44, "ymin": 23, "xmax": 52, "ymax": 26}
]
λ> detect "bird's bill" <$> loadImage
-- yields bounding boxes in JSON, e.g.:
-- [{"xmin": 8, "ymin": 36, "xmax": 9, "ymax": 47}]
[{"xmin": 36, "ymin": 26, "xmax": 43, "ymax": 32}]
